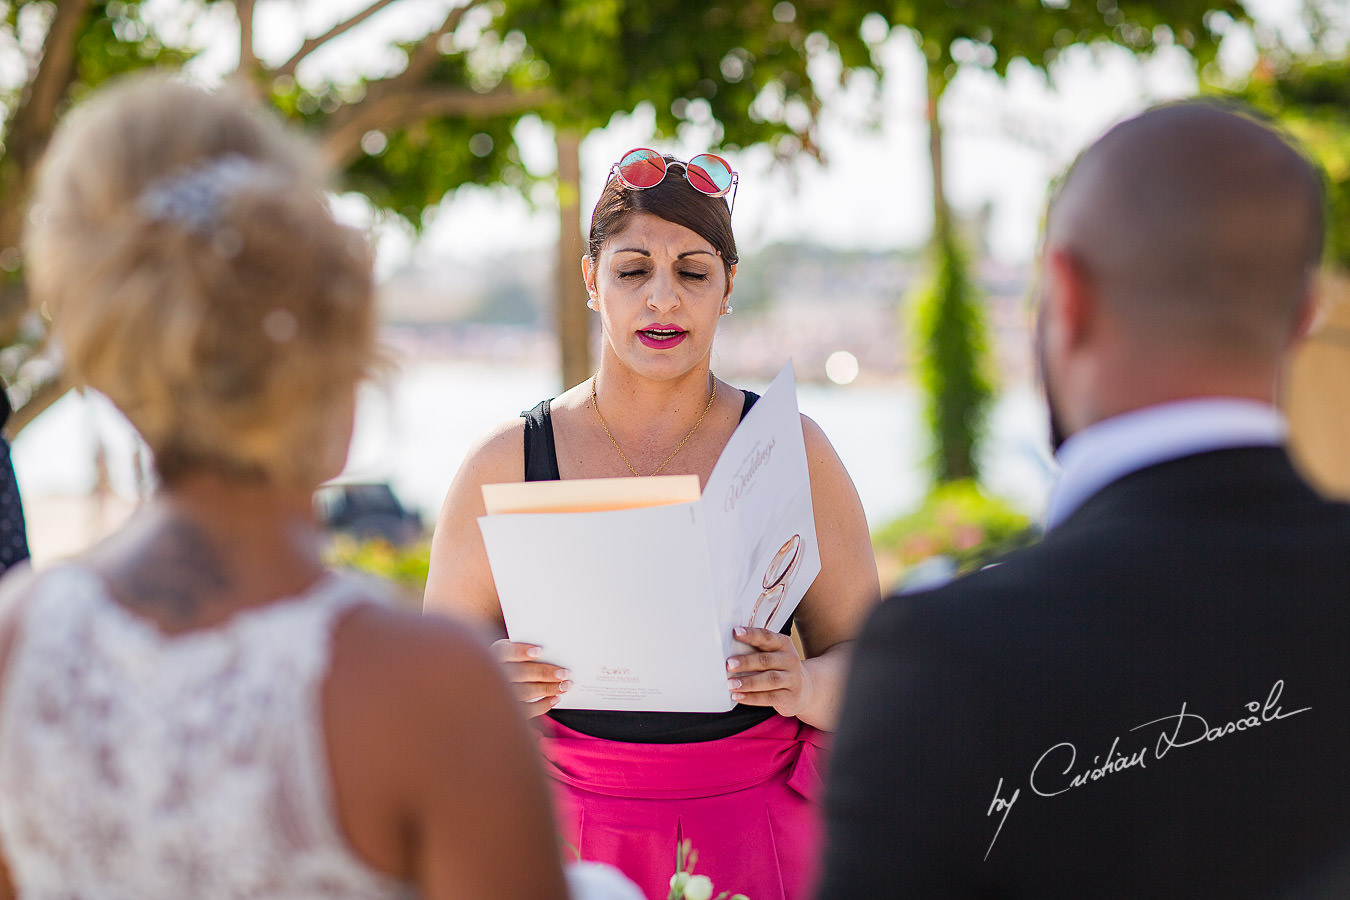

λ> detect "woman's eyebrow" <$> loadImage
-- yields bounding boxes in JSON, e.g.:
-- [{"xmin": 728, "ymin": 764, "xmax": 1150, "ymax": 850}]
[{"xmin": 610, "ymin": 248, "xmax": 713, "ymax": 258}]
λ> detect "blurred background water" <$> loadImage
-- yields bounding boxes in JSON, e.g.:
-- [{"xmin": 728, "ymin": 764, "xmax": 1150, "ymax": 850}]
[{"xmin": 16, "ymin": 350, "xmax": 1054, "ymax": 567}]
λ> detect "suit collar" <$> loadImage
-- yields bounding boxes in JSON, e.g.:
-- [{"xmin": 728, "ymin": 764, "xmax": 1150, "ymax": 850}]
[
  {"xmin": 1052, "ymin": 446, "xmax": 1320, "ymax": 537},
  {"xmin": 1045, "ymin": 399, "xmax": 1286, "ymax": 531}
]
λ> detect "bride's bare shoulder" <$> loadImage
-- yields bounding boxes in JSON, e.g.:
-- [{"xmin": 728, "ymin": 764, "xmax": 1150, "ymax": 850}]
[
  {"xmin": 324, "ymin": 599, "xmax": 538, "ymax": 801},
  {"xmin": 330, "ymin": 600, "xmax": 504, "ymax": 707},
  {"xmin": 323, "ymin": 599, "xmax": 567, "ymax": 894}
]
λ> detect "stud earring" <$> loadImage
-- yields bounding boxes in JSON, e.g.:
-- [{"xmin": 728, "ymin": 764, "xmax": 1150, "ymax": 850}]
[
  {"xmin": 587, "ymin": 297, "xmax": 599, "ymax": 311},
  {"xmin": 722, "ymin": 304, "xmax": 734, "ymax": 315}
]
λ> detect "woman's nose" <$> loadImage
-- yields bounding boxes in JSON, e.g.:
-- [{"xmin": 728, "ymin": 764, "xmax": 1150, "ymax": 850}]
[{"xmin": 646, "ymin": 269, "xmax": 680, "ymax": 312}]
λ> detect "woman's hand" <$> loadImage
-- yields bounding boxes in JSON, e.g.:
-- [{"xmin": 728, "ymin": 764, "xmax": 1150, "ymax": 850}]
[
  {"xmin": 491, "ymin": 639, "xmax": 571, "ymax": 719},
  {"xmin": 725, "ymin": 626, "xmax": 814, "ymax": 719}
]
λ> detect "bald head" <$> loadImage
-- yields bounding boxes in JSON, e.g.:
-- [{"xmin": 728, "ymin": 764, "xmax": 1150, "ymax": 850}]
[{"xmin": 1047, "ymin": 102, "xmax": 1323, "ymax": 361}]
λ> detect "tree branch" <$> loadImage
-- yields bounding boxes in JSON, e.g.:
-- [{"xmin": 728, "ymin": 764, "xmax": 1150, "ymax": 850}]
[
  {"xmin": 398, "ymin": 0, "xmax": 492, "ymax": 87},
  {"xmin": 236, "ymin": 0, "xmax": 259, "ymax": 77},
  {"xmin": 273, "ymin": 0, "xmax": 404, "ymax": 80},
  {"xmin": 8, "ymin": 373, "xmax": 66, "ymax": 438},
  {"xmin": 320, "ymin": 84, "xmax": 552, "ymax": 169},
  {"xmin": 0, "ymin": 285, "xmax": 28, "ymax": 343},
  {"xmin": 299, "ymin": 0, "xmax": 502, "ymax": 166},
  {"xmin": 7, "ymin": 0, "xmax": 92, "ymax": 169}
]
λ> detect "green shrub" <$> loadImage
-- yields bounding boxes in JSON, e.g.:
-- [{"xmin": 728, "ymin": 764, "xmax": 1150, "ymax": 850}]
[
  {"xmin": 325, "ymin": 535, "xmax": 432, "ymax": 609},
  {"xmin": 872, "ymin": 479, "xmax": 1038, "ymax": 589},
  {"xmin": 1233, "ymin": 59, "xmax": 1350, "ymax": 272}
]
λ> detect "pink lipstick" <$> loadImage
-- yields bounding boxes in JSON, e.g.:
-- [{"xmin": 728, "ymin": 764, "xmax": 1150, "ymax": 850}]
[{"xmin": 637, "ymin": 324, "xmax": 688, "ymax": 349}]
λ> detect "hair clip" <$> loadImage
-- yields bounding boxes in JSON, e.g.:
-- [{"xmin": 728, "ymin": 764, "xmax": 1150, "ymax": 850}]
[{"xmin": 138, "ymin": 155, "xmax": 275, "ymax": 235}]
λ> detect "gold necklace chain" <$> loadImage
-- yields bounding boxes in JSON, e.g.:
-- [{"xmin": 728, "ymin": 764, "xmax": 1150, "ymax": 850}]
[{"xmin": 590, "ymin": 374, "xmax": 716, "ymax": 477}]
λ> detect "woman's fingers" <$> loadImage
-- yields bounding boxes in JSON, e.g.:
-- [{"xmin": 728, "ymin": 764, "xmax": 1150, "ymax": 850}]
[
  {"xmin": 491, "ymin": 638, "xmax": 544, "ymax": 663},
  {"xmin": 729, "ymin": 626, "xmax": 789, "ymax": 653},
  {"xmin": 728, "ymin": 667, "xmax": 792, "ymax": 692},
  {"xmin": 505, "ymin": 669, "xmax": 571, "ymax": 718},
  {"xmin": 727, "ymin": 664, "xmax": 798, "ymax": 706},
  {"xmin": 491, "ymin": 640, "xmax": 567, "ymax": 681},
  {"xmin": 499, "ymin": 658, "xmax": 571, "ymax": 690},
  {"xmin": 729, "ymin": 649, "xmax": 789, "ymax": 673},
  {"xmin": 509, "ymin": 678, "xmax": 572, "ymax": 703},
  {"xmin": 726, "ymin": 627, "xmax": 792, "ymax": 672},
  {"xmin": 726, "ymin": 626, "xmax": 807, "ymax": 716},
  {"xmin": 491, "ymin": 639, "xmax": 571, "ymax": 716}
]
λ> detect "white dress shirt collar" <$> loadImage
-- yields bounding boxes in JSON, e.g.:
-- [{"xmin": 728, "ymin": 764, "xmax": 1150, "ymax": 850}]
[{"xmin": 1043, "ymin": 399, "xmax": 1287, "ymax": 531}]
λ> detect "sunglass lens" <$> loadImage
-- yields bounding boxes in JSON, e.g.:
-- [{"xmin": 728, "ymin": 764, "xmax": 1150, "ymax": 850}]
[
  {"xmin": 617, "ymin": 148, "xmax": 666, "ymax": 189},
  {"xmin": 687, "ymin": 154, "xmax": 732, "ymax": 195}
]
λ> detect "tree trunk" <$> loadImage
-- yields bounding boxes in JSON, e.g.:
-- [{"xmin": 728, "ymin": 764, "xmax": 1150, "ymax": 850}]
[
  {"xmin": 926, "ymin": 66, "xmax": 949, "ymax": 242},
  {"xmin": 7, "ymin": 374, "xmax": 66, "ymax": 438},
  {"xmin": 555, "ymin": 129, "xmax": 590, "ymax": 391},
  {"xmin": 0, "ymin": 0, "xmax": 93, "ymax": 258},
  {"xmin": 914, "ymin": 64, "xmax": 989, "ymax": 485}
]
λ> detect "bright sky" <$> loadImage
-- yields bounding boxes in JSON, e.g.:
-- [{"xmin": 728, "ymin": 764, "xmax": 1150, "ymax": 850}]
[{"xmin": 172, "ymin": 0, "xmax": 1317, "ymax": 272}]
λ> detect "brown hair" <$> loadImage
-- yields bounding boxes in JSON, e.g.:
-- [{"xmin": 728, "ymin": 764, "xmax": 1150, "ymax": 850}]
[
  {"xmin": 587, "ymin": 156, "xmax": 738, "ymax": 282},
  {"xmin": 26, "ymin": 75, "xmax": 377, "ymax": 487}
]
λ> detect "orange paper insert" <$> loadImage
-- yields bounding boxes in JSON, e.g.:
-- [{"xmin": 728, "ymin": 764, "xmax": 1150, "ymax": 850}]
[{"xmin": 481, "ymin": 475, "xmax": 701, "ymax": 515}]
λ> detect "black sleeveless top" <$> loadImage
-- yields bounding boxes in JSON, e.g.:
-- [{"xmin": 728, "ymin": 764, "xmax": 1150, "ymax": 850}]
[{"xmin": 521, "ymin": 389, "xmax": 794, "ymax": 743}]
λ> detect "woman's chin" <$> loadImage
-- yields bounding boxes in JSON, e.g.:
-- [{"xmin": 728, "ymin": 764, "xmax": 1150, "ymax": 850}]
[{"xmin": 611, "ymin": 342, "xmax": 710, "ymax": 380}]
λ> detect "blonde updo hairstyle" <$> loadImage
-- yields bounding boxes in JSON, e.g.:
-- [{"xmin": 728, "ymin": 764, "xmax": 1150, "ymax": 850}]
[{"xmin": 26, "ymin": 75, "xmax": 376, "ymax": 488}]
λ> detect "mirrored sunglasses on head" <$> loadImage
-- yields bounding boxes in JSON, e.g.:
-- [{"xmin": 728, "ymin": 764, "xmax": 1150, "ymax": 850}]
[{"xmin": 609, "ymin": 148, "xmax": 739, "ymax": 213}]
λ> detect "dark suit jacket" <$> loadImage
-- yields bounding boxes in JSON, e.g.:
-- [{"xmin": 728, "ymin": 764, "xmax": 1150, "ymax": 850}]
[
  {"xmin": 818, "ymin": 447, "xmax": 1350, "ymax": 899},
  {"xmin": 0, "ymin": 389, "xmax": 26, "ymax": 574}
]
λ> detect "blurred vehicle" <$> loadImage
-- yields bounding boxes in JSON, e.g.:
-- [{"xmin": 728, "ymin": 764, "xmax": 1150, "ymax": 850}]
[{"xmin": 315, "ymin": 481, "xmax": 423, "ymax": 546}]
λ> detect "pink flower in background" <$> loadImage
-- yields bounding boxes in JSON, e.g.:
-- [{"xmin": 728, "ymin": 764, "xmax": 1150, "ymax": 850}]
[{"xmin": 953, "ymin": 524, "xmax": 986, "ymax": 551}]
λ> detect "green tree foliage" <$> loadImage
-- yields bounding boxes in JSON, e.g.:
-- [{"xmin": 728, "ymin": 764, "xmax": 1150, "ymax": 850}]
[
  {"xmin": 891, "ymin": 0, "xmax": 1244, "ymax": 80},
  {"xmin": 501, "ymin": 0, "xmax": 877, "ymax": 151},
  {"xmin": 0, "ymin": 0, "xmax": 1263, "ymax": 439},
  {"xmin": 868, "ymin": 0, "xmax": 1249, "ymax": 486},
  {"xmin": 258, "ymin": 0, "xmax": 548, "ymax": 222},
  {"xmin": 0, "ymin": 0, "xmax": 210, "ymax": 430},
  {"xmin": 3, "ymin": 1, "xmax": 900, "ymax": 418},
  {"xmin": 1, "ymin": 0, "xmax": 553, "ymax": 430},
  {"xmin": 1237, "ymin": 57, "xmax": 1350, "ymax": 271},
  {"xmin": 497, "ymin": 0, "xmax": 889, "ymax": 386},
  {"xmin": 909, "ymin": 228, "xmax": 992, "ymax": 482}
]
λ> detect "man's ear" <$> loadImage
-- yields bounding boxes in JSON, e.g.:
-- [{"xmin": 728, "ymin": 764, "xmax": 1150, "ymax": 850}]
[{"xmin": 1044, "ymin": 247, "xmax": 1096, "ymax": 352}]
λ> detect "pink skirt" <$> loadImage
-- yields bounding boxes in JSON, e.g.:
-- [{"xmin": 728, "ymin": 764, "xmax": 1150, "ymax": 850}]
[{"xmin": 538, "ymin": 714, "xmax": 828, "ymax": 900}]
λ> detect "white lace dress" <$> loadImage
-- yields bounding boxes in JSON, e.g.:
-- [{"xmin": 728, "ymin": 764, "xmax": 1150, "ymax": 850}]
[{"xmin": 0, "ymin": 564, "xmax": 415, "ymax": 899}]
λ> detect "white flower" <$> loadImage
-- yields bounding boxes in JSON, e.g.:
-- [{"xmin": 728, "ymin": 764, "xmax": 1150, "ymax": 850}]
[{"xmin": 683, "ymin": 874, "xmax": 715, "ymax": 900}]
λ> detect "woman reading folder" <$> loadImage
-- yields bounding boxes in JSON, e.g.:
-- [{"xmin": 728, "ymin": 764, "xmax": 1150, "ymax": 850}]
[
  {"xmin": 476, "ymin": 364, "xmax": 821, "ymax": 716},
  {"xmin": 425, "ymin": 149, "xmax": 879, "ymax": 899}
]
